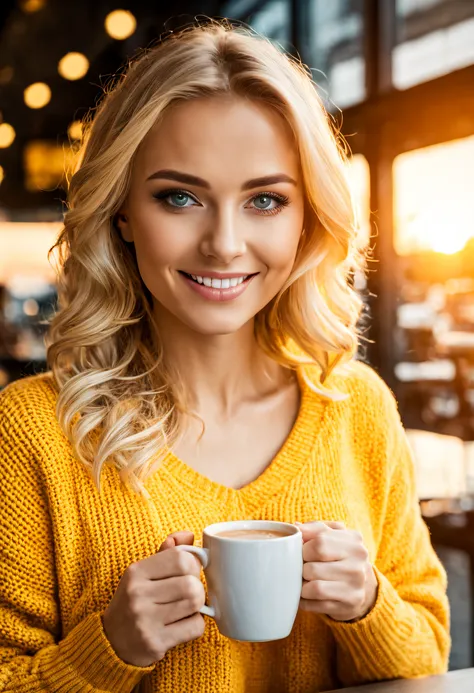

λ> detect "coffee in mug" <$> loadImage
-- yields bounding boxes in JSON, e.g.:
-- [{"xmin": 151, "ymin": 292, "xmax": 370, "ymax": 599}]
[
  {"xmin": 177, "ymin": 520, "xmax": 303, "ymax": 642},
  {"xmin": 214, "ymin": 529, "xmax": 289, "ymax": 540}
]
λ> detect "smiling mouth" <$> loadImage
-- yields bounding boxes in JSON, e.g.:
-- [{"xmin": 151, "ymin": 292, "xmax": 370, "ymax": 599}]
[{"xmin": 178, "ymin": 271, "xmax": 258, "ymax": 289}]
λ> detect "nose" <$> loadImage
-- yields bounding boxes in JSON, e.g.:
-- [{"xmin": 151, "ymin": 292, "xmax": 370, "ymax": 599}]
[{"xmin": 199, "ymin": 208, "xmax": 246, "ymax": 263}]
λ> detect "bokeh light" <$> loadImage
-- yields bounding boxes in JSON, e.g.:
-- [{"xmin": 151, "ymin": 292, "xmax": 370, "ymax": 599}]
[
  {"xmin": 68, "ymin": 120, "xmax": 83, "ymax": 140},
  {"xmin": 105, "ymin": 10, "xmax": 136, "ymax": 40},
  {"xmin": 58, "ymin": 52, "xmax": 89, "ymax": 81},
  {"xmin": 20, "ymin": 0, "xmax": 46, "ymax": 13},
  {"xmin": 23, "ymin": 298, "xmax": 39, "ymax": 316},
  {"xmin": 0, "ymin": 123, "xmax": 16, "ymax": 148},
  {"xmin": 24, "ymin": 82, "xmax": 51, "ymax": 109}
]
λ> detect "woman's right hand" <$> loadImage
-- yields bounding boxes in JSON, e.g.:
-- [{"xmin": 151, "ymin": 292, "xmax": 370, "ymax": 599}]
[{"xmin": 102, "ymin": 531, "xmax": 206, "ymax": 668}]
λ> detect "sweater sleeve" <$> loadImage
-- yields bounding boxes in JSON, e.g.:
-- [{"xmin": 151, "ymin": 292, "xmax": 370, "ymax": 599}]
[
  {"xmin": 0, "ymin": 392, "xmax": 154, "ymax": 692},
  {"xmin": 323, "ymin": 369, "xmax": 451, "ymax": 686}
]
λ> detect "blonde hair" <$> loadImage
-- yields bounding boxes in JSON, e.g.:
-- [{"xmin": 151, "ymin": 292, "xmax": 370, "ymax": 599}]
[{"xmin": 47, "ymin": 18, "xmax": 369, "ymax": 497}]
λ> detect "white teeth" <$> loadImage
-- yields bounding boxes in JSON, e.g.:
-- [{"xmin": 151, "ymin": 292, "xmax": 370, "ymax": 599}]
[{"xmin": 188, "ymin": 274, "xmax": 249, "ymax": 288}]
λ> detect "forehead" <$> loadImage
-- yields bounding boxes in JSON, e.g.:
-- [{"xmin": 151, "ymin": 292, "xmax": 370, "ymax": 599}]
[{"xmin": 134, "ymin": 96, "xmax": 301, "ymax": 184}]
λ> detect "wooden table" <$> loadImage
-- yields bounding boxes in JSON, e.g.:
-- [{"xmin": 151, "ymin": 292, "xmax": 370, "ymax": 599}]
[{"xmin": 325, "ymin": 668, "xmax": 474, "ymax": 692}]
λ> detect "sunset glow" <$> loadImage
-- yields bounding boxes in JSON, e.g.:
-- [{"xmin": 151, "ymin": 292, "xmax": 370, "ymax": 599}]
[{"xmin": 393, "ymin": 135, "xmax": 474, "ymax": 255}]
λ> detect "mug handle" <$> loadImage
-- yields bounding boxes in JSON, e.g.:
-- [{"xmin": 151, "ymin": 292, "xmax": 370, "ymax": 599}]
[{"xmin": 177, "ymin": 545, "xmax": 216, "ymax": 618}]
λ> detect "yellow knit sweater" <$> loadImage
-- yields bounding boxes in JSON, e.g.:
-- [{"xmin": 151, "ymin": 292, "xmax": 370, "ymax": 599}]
[{"xmin": 0, "ymin": 361, "xmax": 450, "ymax": 693}]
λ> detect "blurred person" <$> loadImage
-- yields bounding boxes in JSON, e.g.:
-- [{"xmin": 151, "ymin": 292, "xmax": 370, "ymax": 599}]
[{"xmin": 0, "ymin": 19, "xmax": 450, "ymax": 693}]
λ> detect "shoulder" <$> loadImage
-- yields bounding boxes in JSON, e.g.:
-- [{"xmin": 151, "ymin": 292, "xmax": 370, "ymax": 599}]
[
  {"xmin": 0, "ymin": 372, "xmax": 60, "ymax": 448},
  {"xmin": 305, "ymin": 358, "xmax": 399, "ymax": 414},
  {"xmin": 334, "ymin": 359, "xmax": 398, "ymax": 407},
  {"xmin": 303, "ymin": 359, "xmax": 403, "ymax": 447}
]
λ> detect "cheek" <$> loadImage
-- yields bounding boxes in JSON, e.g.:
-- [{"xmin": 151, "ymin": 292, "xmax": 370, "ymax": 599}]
[
  {"xmin": 132, "ymin": 216, "xmax": 189, "ymax": 273},
  {"xmin": 259, "ymin": 232, "xmax": 301, "ymax": 274}
]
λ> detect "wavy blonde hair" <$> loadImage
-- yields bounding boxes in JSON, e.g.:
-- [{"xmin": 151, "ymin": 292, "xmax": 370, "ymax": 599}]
[{"xmin": 47, "ymin": 18, "xmax": 369, "ymax": 497}]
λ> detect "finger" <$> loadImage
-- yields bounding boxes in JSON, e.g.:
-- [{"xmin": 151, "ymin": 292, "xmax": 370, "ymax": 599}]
[
  {"xmin": 303, "ymin": 559, "xmax": 355, "ymax": 583},
  {"xmin": 324, "ymin": 521, "xmax": 346, "ymax": 530},
  {"xmin": 299, "ymin": 598, "xmax": 349, "ymax": 618},
  {"xmin": 159, "ymin": 537, "xmax": 176, "ymax": 552},
  {"xmin": 159, "ymin": 531, "xmax": 195, "ymax": 551},
  {"xmin": 295, "ymin": 522, "xmax": 328, "ymax": 543},
  {"xmin": 159, "ymin": 591, "xmax": 206, "ymax": 625},
  {"xmin": 296, "ymin": 521, "xmax": 346, "ymax": 544},
  {"xmin": 301, "ymin": 579, "xmax": 351, "ymax": 602},
  {"xmin": 302, "ymin": 533, "xmax": 349, "ymax": 563},
  {"xmin": 132, "ymin": 547, "xmax": 201, "ymax": 581},
  {"xmin": 161, "ymin": 613, "xmax": 206, "ymax": 649},
  {"xmin": 142, "ymin": 575, "xmax": 204, "ymax": 605}
]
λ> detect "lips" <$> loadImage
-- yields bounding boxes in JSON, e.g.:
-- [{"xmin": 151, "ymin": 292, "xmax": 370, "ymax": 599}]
[
  {"xmin": 178, "ymin": 270, "xmax": 258, "ymax": 302},
  {"xmin": 181, "ymin": 272, "xmax": 247, "ymax": 288}
]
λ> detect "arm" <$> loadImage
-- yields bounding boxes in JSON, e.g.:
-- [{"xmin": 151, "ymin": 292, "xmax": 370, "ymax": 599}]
[
  {"xmin": 323, "ymin": 375, "xmax": 450, "ymax": 686},
  {"xmin": 0, "ymin": 400, "xmax": 154, "ymax": 692}
]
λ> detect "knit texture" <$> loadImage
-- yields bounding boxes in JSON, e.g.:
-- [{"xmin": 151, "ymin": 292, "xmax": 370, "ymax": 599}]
[{"xmin": 0, "ymin": 361, "xmax": 450, "ymax": 692}]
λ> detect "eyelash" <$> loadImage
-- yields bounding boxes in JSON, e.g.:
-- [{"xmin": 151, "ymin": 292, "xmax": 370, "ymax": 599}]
[{"xmin": 152, "ymin": 189, "xmax": 290, "ymax": 216}]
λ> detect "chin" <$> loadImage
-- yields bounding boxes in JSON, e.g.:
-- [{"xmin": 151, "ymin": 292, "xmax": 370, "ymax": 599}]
[{"xmin": 181, "ymin": 313, "xmax": 254, "ymax": 337}]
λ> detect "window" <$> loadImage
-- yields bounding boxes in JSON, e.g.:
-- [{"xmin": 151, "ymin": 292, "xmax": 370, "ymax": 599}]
[
  {"xmin": 393, "ymin": 135, "xmax": 474, "ymax": 256},
  {"xmin": 394, "ymin": 0, "xmax": 474, "ymax": 89},
  {"xmin": 248, "ymin": 0, "xmax": 292, "ymax": 50},
  {"xmin": 301, "ymin": 0, "xmax": 365, "ymax": 109},
  {"xmin": 221, "ymin": 0, "xmax": 292, "ymax": 49}
]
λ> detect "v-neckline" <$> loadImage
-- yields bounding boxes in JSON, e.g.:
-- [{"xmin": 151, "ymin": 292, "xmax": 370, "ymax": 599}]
[{"xmin": 157, "ymin": 368, "xmax": 330, "ymax": 509}]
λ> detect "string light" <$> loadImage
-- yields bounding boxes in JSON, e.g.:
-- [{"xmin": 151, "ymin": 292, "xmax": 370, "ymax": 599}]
[
  {"xmin": 24, "ymin": 82, "xmax": 51, "ymax": 109},
  {"xmin": 0, "ymin": 123, "xmax": 16, "ymax": 148},
  {"xmin": 68, "ymin": 120, "xmax": 83, "ymax": 140},
  {"xmin": 105, "ymin": 10, "xmax": 136, "ymax": 40},
  {"xmin": 58, "ymin": 52, "xmax": 89, "ymax": 81}
]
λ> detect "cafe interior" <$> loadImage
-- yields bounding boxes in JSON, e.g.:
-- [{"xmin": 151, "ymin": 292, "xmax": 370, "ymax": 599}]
[{"xmin": 0, "ymin": 0, "xmax": 473, "ymax": 679}]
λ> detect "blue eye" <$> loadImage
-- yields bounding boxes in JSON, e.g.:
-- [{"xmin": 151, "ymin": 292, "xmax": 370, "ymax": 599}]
[
  {"xmin": 253, "ymin": 195, "xmax": 279, "ymax": 211},
  {"xmin": 250, "ymin": 192, "xmax": 290, "ymax": 216},
  {"xmin": 153, "ymin": 188, "xmax": 290, "ymax": 216},
  {"xmin": 153, "ymin": 190, "xmax": 197, "ymax": 208}
]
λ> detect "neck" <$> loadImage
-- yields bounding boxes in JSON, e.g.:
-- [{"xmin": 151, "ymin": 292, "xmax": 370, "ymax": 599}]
[{"xmin": 152, "ymin": 309, "xmax": 293, "ymax": 418}]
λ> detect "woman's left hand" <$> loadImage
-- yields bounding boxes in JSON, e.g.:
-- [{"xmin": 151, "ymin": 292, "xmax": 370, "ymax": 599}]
[{"xmin": 297, "ymin": 521, "xmax": 378, "ymax": 622}]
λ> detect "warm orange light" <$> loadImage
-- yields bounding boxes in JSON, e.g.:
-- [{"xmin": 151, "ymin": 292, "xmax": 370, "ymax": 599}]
[
  {"xmin": 58, "ymin": 52, "xmax": 89, "ymax": 81},
  {"xmin": 346, "ymin": 154, "xmax": 371, "ymax": 249},
  {"xmin": 0, "ymin": 222, "xmax": 62, "ymax": 283},
  {"xmin": 394, "ymin": 135, "xmax": 474, "ymax": 255},
  {"xmin": 20, "ymin": 0, "xmax": 46, "ymax": 12},
  {"xmin": 0, "ymin": 166, "xmax": 4, "ymax": 184},
  {"xmin": 24, "ymin": 140, "xmax": 78, "ymax": 191},
  {"xmin": 24, "ymin": 82, "xmax": 51, "ymax": 109},
  {"xmin": 0, "ymin": 123, "xmax": 15, "ymax": 148},
  {"xmin": 105, "ymin": 10, "xmax": 136, "ymax": 40},
  {"xmin": 68, "ymin": 120, "xmax": 83, "ymax": 140}
]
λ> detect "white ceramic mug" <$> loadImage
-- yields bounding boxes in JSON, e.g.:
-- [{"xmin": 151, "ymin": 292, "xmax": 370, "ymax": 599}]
[{"xmin": 178, "ymin": 520, "xmax": 303, "ymax": 642}]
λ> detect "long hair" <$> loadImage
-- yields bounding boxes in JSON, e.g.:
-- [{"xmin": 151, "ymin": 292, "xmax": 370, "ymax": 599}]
[{"xmin": 47, "ymin": 18, "xmax": 369, "ymax": 497}]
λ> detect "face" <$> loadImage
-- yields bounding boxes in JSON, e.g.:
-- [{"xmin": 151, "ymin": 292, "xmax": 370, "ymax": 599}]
[{"xmin": 119, "ymin": 96, "xmax": 305, "ymax": 336}]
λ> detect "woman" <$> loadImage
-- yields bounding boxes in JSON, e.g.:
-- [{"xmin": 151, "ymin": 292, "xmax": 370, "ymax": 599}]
[{"xmin": 0, "ymin": 19, "xmax": 449, "ymax": 693}]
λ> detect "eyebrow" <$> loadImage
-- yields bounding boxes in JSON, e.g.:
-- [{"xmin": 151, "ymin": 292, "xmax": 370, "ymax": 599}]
[{"xmin": 145, "ymin": 169, "xmax": 297, "ymax": 190}]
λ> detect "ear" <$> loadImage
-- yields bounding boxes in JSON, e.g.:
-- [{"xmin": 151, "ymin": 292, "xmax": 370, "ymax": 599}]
[{"xmin": 115, "ymin": 211, "xmax": 133, "ymax": 243}]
